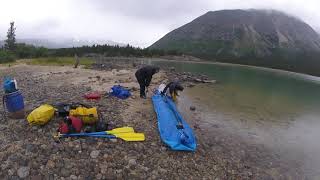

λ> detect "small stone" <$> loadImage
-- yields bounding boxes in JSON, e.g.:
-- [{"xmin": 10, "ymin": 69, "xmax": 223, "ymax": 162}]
[
  {"xmin": 46, "ymin": 160, "xmax": 55, "ymax": 168},
  {"xmin": 30, "ymin": 175, "xmax": 43, "ymax": 180},
  {"xmin": 8, "ymin": 169, "xmax": 14, "ymax": 176},
  {"xmin": 17, "ymin": 166, "xmax": 30, "ymax": 178},
  {"xmin": 90, "ymin": 150, "xmax": 100, "ymax": 159},
  {"xmin": 70, "ymin": 175, "xmax": 78, "ymax": 180},
  {"xmin": 96, "ymin": 173, "xmax": 103, "ymax": 179},
  {"xmin": 115, "ymin": 169, "xmax": 122, "ymax": 174},
  {"xmin": 131, "ymin": 87, "xmax": 138, "ymax": 91},
  {"xmin": 110, "ymin": 139, "xmax": 117, "ymax": 143},
  {"xmin": 159, "ymin": 168, "xmax": 167, "ymax": 174},
  {"xmin": 190, "ymin": 106, "xmax": 196, "ymax": 111},
  {"xmin": 60, "ymin": 168, "xmax": 70, "ymax": 177},
  {"xmin": 141, "ymin": 166, "xmax": 149, "ymax": 172},
  {"xmin": 128, "ymin": 159, "xmax": 137, "ymax": 166}
]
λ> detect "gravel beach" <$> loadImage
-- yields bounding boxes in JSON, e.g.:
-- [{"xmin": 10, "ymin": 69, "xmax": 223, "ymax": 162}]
[{"xmin": 0, "ymin": 62, "xmax": 293, "ymax": 179}]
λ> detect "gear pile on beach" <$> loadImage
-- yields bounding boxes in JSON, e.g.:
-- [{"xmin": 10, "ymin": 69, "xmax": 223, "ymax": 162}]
[{"xmin": 0, "ymin": 64, "xmax": 261, "ymax": 179}]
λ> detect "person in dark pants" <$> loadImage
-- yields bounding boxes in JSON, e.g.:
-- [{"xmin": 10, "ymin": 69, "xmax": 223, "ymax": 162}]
[
  {"xmin": 161, "ymin": 81, "xmax": 184, "ymax": 101},
  {"xmin": 135, "ymin": 65, "xmax": 160, "ymax": 98}
]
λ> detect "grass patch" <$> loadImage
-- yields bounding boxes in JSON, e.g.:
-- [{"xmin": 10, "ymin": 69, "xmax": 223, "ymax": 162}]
[{"xmin": 25, "ymin": 57, "xmax": 94, "ymax": 66}]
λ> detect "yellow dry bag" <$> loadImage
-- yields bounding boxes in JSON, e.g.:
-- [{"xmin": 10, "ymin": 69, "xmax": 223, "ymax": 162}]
[
  {"xmin": 69, "ymin": 107, "xmax": 98, "ymax": 124},
  {"xmin": 27, "ymin": 104, "xmax": 55, "ymax": 125}
]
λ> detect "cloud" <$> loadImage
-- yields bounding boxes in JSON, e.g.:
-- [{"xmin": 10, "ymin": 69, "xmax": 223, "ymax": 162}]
[{"xmin": 0, "ymin": 0, "xmax": 319, "ymax": 47}]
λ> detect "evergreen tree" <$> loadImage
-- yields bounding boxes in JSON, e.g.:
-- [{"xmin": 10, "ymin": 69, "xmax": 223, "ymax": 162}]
[{"xmin": 4, "ymin": 22, "xmax": 16, "ymax": 52}]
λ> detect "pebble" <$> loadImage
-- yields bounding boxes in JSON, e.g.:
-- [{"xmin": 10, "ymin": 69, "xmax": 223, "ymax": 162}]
[
  {"xmin": 8, "ymin": 169, "xmax": 15, "ymax": 176},
  {"xmin": 159, "ymin": 168, "xmax": 168, "ymax": 174},
  {"xmin": 96, "ymin": 173, "xmax": 103, "ymax": 179},
  {"xmin": 128, "ymin": 159, "xmax": 137, "ymax": 166},
  {"xmin": 110, "ymin": 139, "xmax": 117, "ymax": 143},
  {"xmin": 17, "ymin": 166, "xmax": 30, "ymax": 178},
  {"xmin": 190, "ymin": 106, "xmax": 196, "ymax": 111},
  {"xmin": 90, "ymin": 150, "xmax": 100, "ymax": 159},
  {"xmin": 46, "ymin": 160, "xmax": 55, "ymax": 168},
  {"xmin": 70, "ymin": 175, "xmax": 78, "ymax": 180}
]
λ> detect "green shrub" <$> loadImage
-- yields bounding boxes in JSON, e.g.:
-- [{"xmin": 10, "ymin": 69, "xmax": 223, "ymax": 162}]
[{"xmin": 0, "ymin": 50, "xmax": 16, "ymax": 63}]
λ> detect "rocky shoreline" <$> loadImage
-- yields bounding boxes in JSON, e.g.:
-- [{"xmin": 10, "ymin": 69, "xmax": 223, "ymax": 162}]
[
  {"xmin": 0, "ymin": 63, "xmax": 227, "ymax": 179},
  {"xmin": 0, "ymin": 61, "xmax": 273, "ymax": 179}
]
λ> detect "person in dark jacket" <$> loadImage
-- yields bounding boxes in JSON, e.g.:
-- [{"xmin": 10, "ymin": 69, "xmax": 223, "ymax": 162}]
[
  {"xmin": 161, "ymin": 81, "xmax": 184, "ymax": 101},
  {"xmin": 135, "ymin": 65, "xmax": 160, "ymax": 98}
]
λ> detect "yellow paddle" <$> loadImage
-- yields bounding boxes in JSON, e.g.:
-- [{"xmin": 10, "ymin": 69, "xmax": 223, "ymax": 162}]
[
  {"xmin": 106, "ymin": 127, "xmax": 135, "ymax": 134},
  {"xmin": 112, "ymin": 132, "xmax": 145, "ymax": 141},
  {"xmin": 62, "ymin": 132, "xmax": 146, "ymax": 141},
  {"xmin": 54, "ymin": 126, "xmax": 145, "ymax": 141},
  {"xmin": 81, "ymin": 126, "xmax": 135, "ymax": 135}
]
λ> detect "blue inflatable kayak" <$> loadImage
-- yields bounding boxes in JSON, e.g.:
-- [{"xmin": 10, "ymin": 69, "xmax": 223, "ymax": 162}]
[{"xmin": 152, "ymin": 91, "xmax": 197, "ymax": 151}]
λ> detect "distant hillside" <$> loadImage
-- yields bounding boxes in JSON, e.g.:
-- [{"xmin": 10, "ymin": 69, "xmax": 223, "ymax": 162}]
[
  {"xmin": 150, "ymin": 9, "xmax": 320, "ymax": 76},
  {"xmin": 0, "ymin": 38, "xmax": 125, "ymax": 49}
]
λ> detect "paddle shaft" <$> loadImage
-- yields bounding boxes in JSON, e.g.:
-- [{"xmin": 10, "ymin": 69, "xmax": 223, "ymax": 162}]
[{"xmin": 60, "ymin": 133, "xmax": 116, "ymax": 138}]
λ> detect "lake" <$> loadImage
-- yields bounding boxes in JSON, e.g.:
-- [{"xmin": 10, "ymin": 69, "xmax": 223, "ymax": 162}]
[{"xmin": 148, "ymin": 59, "xmax": 320, "ymax": 179}]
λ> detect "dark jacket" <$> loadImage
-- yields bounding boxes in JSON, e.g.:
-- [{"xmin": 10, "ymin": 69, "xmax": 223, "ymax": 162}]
[
  {"xmin": 162, "ymin": 81, "xmax": 184, "ymax": 95},
  {"xmin": 135, "ymin": 65, "xmax": 159, "ymax": 87}
]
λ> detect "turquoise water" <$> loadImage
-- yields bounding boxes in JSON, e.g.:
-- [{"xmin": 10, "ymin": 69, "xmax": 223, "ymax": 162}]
[{"xmin": 148, "ymin": 60, "xmax": 320, "ymax": 178}]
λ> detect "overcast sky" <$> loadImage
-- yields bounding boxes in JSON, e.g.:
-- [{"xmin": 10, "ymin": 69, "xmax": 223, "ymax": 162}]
[{"xmin": 0, "ymin": 0, "xmax": 319, "ymax": 47}]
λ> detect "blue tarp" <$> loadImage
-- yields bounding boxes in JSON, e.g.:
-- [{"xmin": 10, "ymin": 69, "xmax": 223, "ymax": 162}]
[
  {"xmin": 152, "ymin": 91, "xmax": 197, "ymax": 151},
  {"xmin": 110, "ymin": 85, "xmax": 131, "ymax": 99}
]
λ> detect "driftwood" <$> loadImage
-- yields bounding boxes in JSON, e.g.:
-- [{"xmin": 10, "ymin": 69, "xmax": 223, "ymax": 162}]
[{"xmin": 194, "ymin": 79, "xmax": 216, "ymax": 83}]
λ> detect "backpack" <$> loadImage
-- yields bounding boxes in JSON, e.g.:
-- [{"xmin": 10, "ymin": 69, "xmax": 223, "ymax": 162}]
[
  {"xmin": 55, "ymin": 103, "xmax": 90, "ymax": 117},
  {"xmin": 110, "ymin": 85, "xmax": 131, "ymax": 99},
  {"xmin": 27, "ymin": 104, "xmax": 55, "ymax": 125},
  {"xmin": 69, "ymin": 107, "xmax": 98, "ymax": 125}
]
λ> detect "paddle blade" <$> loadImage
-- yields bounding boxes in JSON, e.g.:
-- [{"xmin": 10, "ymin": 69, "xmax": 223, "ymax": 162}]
[
  {"xmin": 106, "ymin": 127, "xmax": 135, "ymax": 135},
  {"xmin": 114, "ymin": 133, "xmax": 145, "ymax": 141}
]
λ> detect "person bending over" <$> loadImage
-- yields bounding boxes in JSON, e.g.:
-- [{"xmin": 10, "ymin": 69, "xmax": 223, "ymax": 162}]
[
  {"xmin": 161, "ymin": 81, "xmax": 184, "ymax": 101},
  {"xmin": 135, "ymin": 65, "xmax": 160, "ymax": 99}
]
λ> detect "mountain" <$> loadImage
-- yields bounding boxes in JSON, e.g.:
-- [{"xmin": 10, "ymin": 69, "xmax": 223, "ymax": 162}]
[
  {"xmin": 150, "ymin": 9, "xmax": 320, "ymax": 74},
  {"xmin": 0, "ymin": 38, "xmax": 125, "ymax": 49}
]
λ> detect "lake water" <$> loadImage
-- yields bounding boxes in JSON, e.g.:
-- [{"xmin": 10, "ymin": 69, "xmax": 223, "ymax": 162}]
[{"xmin": 148, "ymin": 60, "xmax": 320, "ymax": 178}]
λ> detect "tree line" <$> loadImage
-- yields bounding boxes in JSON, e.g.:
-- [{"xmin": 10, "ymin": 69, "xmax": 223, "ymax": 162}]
[
  {"xmin": 0, "ymin": 22, "xmax": 181, "ymax": 63},
  {"xmin": 49, "ymin": 44, "xmax": 181, "ymax": 57}
]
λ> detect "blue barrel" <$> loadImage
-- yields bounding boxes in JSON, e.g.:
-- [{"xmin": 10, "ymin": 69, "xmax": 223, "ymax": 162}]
[{"xmin": 4, "ymin": 90, "xmax": 24, "ymax": 112}]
